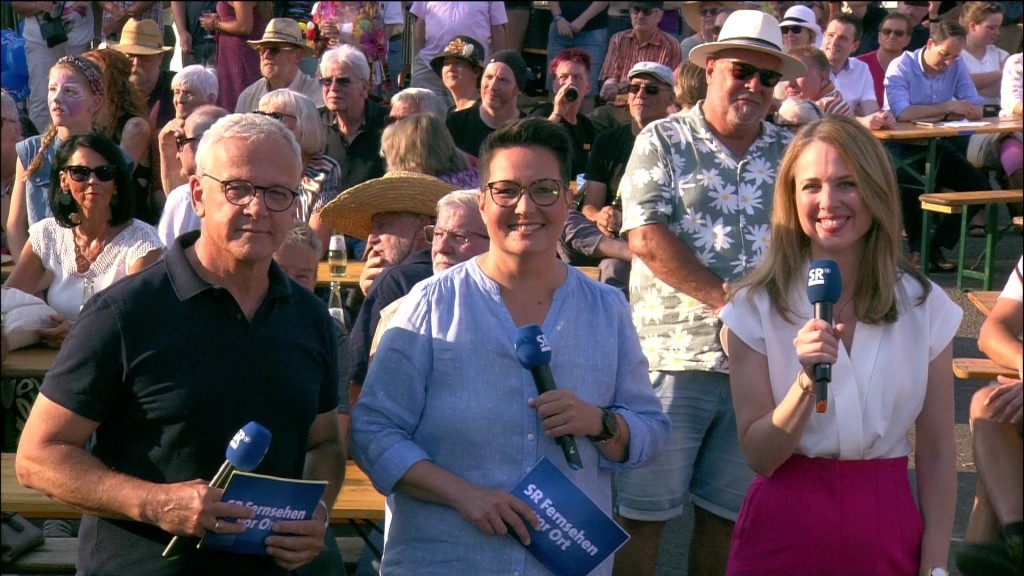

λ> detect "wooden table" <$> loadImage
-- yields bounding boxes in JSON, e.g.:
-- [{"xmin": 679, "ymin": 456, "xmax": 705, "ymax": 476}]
[
  {"xmin": 0, "ymin": 345, "xmax": 59, "ymax": 379},
  {"xmin": 316, "ymin": 260, "xmax": 364, "ymax": 288},
  {"xmin": 1, "ymin": 454, "xmax": 384, "ymax": 524},
  {"xmin": 967, "ymin": 290, "xmax": 1000, "ymax": 317},
  {"xmin": 872, "ymin": 118, "xmax": 1023, "ymax": 195}
]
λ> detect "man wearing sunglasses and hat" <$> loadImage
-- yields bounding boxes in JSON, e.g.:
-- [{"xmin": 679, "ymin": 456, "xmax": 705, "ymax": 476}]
[
  {"xmin": 613, "ymin": 10, "xmax": 803, "ymax": 576},
  {"xmin": 235, "ymin": 18, "xmax": 321, "ymax": 114}
]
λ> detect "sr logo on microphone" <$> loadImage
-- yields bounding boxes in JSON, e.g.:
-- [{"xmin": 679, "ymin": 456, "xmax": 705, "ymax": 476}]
[
  {"xmin": 536, "ymin": 334, "xmax": 551, "ymax": 353},
  {"xmin": 230, "ymin": 428, "xmax": 253, "ymax": 449},
  {"xmin": 807, "ymin": 266, "xmax": 834, "ymax": 287}
]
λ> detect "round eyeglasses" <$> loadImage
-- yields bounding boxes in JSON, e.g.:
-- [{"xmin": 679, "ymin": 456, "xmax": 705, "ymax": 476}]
[
  {"xmin": 485, "ymin": 179, "xmax": 565, "ymax": 207},
  {"xmin": 201, "ymin": 174, "xmax": 298, "ymax": 212}
]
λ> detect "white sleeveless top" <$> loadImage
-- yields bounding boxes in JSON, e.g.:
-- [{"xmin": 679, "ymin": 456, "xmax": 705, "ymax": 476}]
[{"xmin": 29, "ymin": 218, "xmax": 164, "ymax": 320}]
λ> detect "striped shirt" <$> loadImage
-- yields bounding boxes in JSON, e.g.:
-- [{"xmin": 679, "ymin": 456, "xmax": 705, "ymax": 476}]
[
  {"xmin": 817, "ymin": 83, "xmax": 853, "ymax": 117},
  {"xmin": 599, "ymin": 28, "xmax": 682, "ymax": 85}
]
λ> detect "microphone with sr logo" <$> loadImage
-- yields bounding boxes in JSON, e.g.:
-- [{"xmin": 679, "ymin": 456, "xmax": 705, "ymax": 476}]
[
  {"xmin": 514, "ymin": 325, "xmax": 584, "ymax": 470},
  {"xmin": 162, "ymin": 421, "xmax": 272, "ymax": 558},
  {"xmin": 806, "ymin": 260, "xmax": 842, "ymax": 413}
]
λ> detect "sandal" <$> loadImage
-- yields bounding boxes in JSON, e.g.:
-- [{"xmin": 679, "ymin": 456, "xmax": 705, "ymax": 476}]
[{"xmin": 968, "ymin": 223, "xmax": 986, "ymax": 238}]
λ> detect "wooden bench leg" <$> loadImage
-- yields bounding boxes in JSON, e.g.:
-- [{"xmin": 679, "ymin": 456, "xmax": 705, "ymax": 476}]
[{"xmin": 921, "ymin": 209, "xmax": 933, "ymax": 279}]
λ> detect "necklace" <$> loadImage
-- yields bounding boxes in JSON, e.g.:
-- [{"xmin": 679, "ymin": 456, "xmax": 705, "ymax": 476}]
[{"xmin": 73, "ymin": 228, "xmax": 113, "ymax": 274}]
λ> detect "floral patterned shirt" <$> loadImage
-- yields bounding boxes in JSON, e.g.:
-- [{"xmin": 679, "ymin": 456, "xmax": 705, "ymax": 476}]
[{"xmin": 619, "ymin": 104, "xmax": 792, "ymax": 373}]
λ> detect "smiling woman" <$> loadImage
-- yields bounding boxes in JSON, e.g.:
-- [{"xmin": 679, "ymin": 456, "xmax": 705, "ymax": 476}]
[{"xmin": 3, "ymin": 133, "xmax": 163, "ymax": 346}]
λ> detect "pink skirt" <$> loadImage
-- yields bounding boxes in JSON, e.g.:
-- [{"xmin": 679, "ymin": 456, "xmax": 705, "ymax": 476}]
[{"xmin": 726, "ymin": 455, "xmax": 923, "ymax": 576}]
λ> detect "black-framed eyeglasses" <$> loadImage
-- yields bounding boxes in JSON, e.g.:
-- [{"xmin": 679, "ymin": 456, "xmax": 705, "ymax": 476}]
[
  {"xmin": 256, "ymin": 44, "xmax": 296, "ymax": 57},
  {"xmin": 485, "ymin": 179, "xmax": 564, "ymax": 207},
  {"xmin": 318, "ymin": 75, "xmax": 353, "ymax": 89},
  {"xmin": 424, "ymin": 225, "xmax": 489, "ymax": 245},
  {"xmin": 175, "ymin": 135, "xmax": 199, "ymax": 152},
  {"xmin": 781, "ymin": 26, "xmax": 806, "ymax": 35},
  {"xmin": 64, "ymin": 164, "xmax": 116, "ymax": 182},
  {"xmin": 201, "ymin": 174, "xmax": 298, "ymax": 212},
  {"xmin": 699, "ymin": 8, "xmax": 719, "ymax": 17},
  {"xmin": 879, "ymin": 27, "xmax": 907, "ymax": 38},
  {"xmin": 631, "ymin": 7, "xmax": 658, "ymax": 15},
  {"xmin": 720, "ymin": 59, "xmax": 783, "ymax": 88},
  {"xmin": 628, "ymin": 83, "xmax": 662, "ymax": 96},
  {"xmin": 252, "ymin": 110, "xmax": 297, "ymax": 122}
]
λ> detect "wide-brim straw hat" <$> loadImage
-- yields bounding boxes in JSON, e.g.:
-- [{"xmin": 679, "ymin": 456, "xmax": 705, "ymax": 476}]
[
  {"xmin": 688, "ymin": 10, "xmax": 806, "ymax": 80},
  {"xmin": 110, "ymin": 19, "xmax": 172, "ymax": 56},
  {"xmin": 319, "ymin": 172, "xmax": 457, "ymax": 240},
  {"xmin": 430, "ymin": 35, "xmax": 486, "ymax": 78},
  {"xmin": 247, "ymin": 18, "xmax": 314, "ymax": 55},
  {"xmin": 681, "ymin": 2, "xmax": 752, "ymax": 34}
]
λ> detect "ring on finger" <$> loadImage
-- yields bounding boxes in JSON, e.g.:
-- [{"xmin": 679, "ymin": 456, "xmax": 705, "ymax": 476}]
[{"xmin": 214, "ymin": 520, "xmax": 220, "ymax": 531}]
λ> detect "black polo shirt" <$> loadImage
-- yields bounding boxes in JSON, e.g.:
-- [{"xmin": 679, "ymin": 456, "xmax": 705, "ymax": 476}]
[
  {"xmin": 41, "ymin": 231, "xmax": 338, "ymax": 575},
  {"xmin": 585, "ymin": 122, "xmax": 636, "ymax": 206},
  {"xmin": 446, "ymin": 102, "xmax": 526, "ymax": 158}
]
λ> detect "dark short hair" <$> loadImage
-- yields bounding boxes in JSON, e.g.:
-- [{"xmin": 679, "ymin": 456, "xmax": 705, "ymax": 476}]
[
  {"xmin": 479, "ymin": 118, "xmax": 572, "ymax": 187},
  {"xmin": 930, "ymin": 20, "xmax": 967, "ymax": 43},
  {"xmin": 880, "ymin": 12, "xmax": 913, "ymax": 34},
  {"xmin": 828, "ymin": 12, "xmax": 863, "ymax": 41},
  {"xmin": 49, "ymin": 133, "xmax": 136, "ymax": 228}
]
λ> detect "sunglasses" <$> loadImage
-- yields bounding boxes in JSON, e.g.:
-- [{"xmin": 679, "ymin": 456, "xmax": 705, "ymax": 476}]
[
  {"xmin": 257, "ymin": 44, "xmax": 296, "ymax": 57},
  {"xmin": 64, "ymin": 164, "xmax": 116, "ymax": 182},
  {"xmin": 175, "ymin": 135, "xmax": 199, "ymax": 152},
  {"xmin": 721, "ymin": 59, "xmax": 783, "ymax": 88},
  {"xmin": 628, "ymin": 83, "xmax": 663, "ymax": 96},
  {"xmin": 879, "ymin": 27, "xmax": 907, "ymax": 38},
  {"xmin": 781, "ymin": 26, "xmax": 806, "ymax": 35},
  {"xmin": 318, "ymin": 75, "xmax": 353, "ymax": 89},
  {"xmin": 699, "ymin": 8, "xmax": 719, "ymax": 17},
  {"xmin": 631, "ymin": 7, "xmax": 658, "ymax": 15},
  {"xmin": 252, "ymin": 110, "xmax": 297, "ymax": 121}
]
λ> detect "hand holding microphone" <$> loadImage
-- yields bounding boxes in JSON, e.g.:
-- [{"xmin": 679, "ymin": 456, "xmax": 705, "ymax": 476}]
[
  {"xmin": 804, "ymin": 260, "xmax": 842, "ymax": 413},
  {"xmin": 162, "ymin": 421, "xmax": 272, "ymax": 558},
  {"xmin": 515, "ymin": 325, "xmax": 584, "ymax": 470}
]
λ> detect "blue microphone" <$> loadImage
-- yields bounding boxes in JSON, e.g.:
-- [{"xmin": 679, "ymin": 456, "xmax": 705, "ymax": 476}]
[
  {"xmin": 514, "ymin": 325, "xmax": 583, "ymax": 471},
  {"xmin": 162, "ymin": 421, "xmax": 272, "ymax": 558},
  {"xmin": 806, "ymin": 260, "xmax": 842, "ymax": 413}
]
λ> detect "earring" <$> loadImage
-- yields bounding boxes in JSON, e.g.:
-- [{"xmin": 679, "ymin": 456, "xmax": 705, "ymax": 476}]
[
  {"xmin": 59, "ymin": 191, "xmax": 72, "ymax": 206},
  {"xmin": 110, "ymin": 195, "xmax": 119, "ymax": 206}
]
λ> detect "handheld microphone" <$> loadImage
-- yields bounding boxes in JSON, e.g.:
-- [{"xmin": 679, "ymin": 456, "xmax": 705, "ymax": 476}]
[
  {"xmin": 162, "ymin": 421, "xmax": 272, "ymax": 558},
  {"xmin": 514, "ymin": 325, "xmax": 584, "ymax": 471},
  {"xmin": 806, "ymin": 260, "xmax": 842, "ymax": 413}
]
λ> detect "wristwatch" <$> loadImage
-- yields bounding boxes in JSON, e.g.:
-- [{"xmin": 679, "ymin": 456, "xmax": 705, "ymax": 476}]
[
  {"xmin": 922, "ymin": 568, "xmax": 948, "ymax": 576},
  {"xmin": 587, "ymin": 408, "xmax": 619, "ymax": 444}
]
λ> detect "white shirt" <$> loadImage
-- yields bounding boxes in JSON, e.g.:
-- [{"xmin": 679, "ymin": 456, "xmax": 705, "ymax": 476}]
[
  {"xmin": 999, "ymin": 257, "xmax": 1023, "ymax": 303},
  {"xmin": 29, "ymin": 218, "xmax": 163, "ymax": 320},
  {"xmin": 720, "ymin": 269, "xmax": 962, "ymax": 460},
  {"xmin": 833, "ymin": 57, "xmax": 878, "ymax": 115},
  {"xmin": 157, "ymin": 183, "xmax": 201, "ymax": 248},
  {"xmin": 962, "ymin": 44, "xmax": 1009, "ymax": 105}
]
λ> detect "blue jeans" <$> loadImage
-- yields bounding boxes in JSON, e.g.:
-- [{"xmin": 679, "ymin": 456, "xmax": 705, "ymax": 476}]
[{"xmin": 546, "ymin": 26, "xmax": 608, "ymax": 97}]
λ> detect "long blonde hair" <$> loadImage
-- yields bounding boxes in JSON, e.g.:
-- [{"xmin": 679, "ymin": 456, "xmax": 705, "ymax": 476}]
[
  {"xmin": 730, "ymin": 116, "xmax": 929, "ymax": 324},
  {"xmin": 25, "ymin": 57, "xmax": 103, "ymax": 179},
  {"xmin": 381, "ymin": 113, "xmax": 469, "ymax": 175}
]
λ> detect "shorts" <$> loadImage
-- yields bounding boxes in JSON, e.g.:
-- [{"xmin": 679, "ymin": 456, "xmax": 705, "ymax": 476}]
[{"xmin": 615, "ymin": 370, "xmax": 754, "ymax": 522}]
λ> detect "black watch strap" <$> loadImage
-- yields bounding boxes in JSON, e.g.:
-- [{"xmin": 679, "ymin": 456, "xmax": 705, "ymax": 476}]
[{"xmin": 587, "ymin": 408, "xmax": 618, "ymax": 443}]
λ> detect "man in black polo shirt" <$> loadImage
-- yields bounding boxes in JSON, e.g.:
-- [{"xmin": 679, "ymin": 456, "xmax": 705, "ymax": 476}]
[{"xmin": 15, "ymin": 113, "xmax": 345, "ymax": 576}]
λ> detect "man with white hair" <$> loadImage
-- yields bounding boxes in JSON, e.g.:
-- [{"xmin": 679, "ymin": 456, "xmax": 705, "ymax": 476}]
[
  {"xmin": 235, "ymin": 18, "xmax": 321, "ymax": 113},
  {"xmin": 15, "ymin": 113, "xmax": 345, "ymax": 575},
  {"xmin": 613, "ymin": 10, "xmax": 803, "ymax": 576},
  {"xmin": 319, "ymin": 45, "xmax": 388, "ymax": 191},
  {"xmin": 158, "ymin": 65, "xmax": 218, "ymax": 194}
]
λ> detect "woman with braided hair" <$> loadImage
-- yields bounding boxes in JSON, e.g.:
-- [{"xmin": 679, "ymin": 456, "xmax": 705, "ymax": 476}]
[{"xmin": 6, "ymin": 56, "xmax": 105, "ymax": 264}]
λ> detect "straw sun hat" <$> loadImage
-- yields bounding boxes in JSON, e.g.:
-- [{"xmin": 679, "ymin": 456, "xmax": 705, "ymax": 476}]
[
  {"xmin": 319, "ymin": 172, "xmax": 458, "ymax": 240},
  {"xmin": 110, "ymin": 19, "xmax": 172, "ymax": 56}
]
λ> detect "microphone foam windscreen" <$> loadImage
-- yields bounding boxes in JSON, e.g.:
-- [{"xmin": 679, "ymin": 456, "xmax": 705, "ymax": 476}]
[
  {"xmin": 514, "ymin": 324, "xmax": 551, "ymax": 369},
  {"xmin": 806, "ymin": 259, "xmax": 842, "ymax": 304},
  {"xmin": 225, "ymin": 421, "xmax": 272, "ymax": 471}
]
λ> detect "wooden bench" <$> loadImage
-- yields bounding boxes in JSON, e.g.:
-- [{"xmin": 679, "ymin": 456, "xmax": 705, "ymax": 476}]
[
  {"xmin": 1, "ymin": 536, "xmax": 367, "ymax": 575},
  {"xmin": 953, "ymin": 357, "xmax": 1018, "ymax": 381},
  {"xmin": 919, "ymin": 189, "xmax": 1023, "ymax": 290}
]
